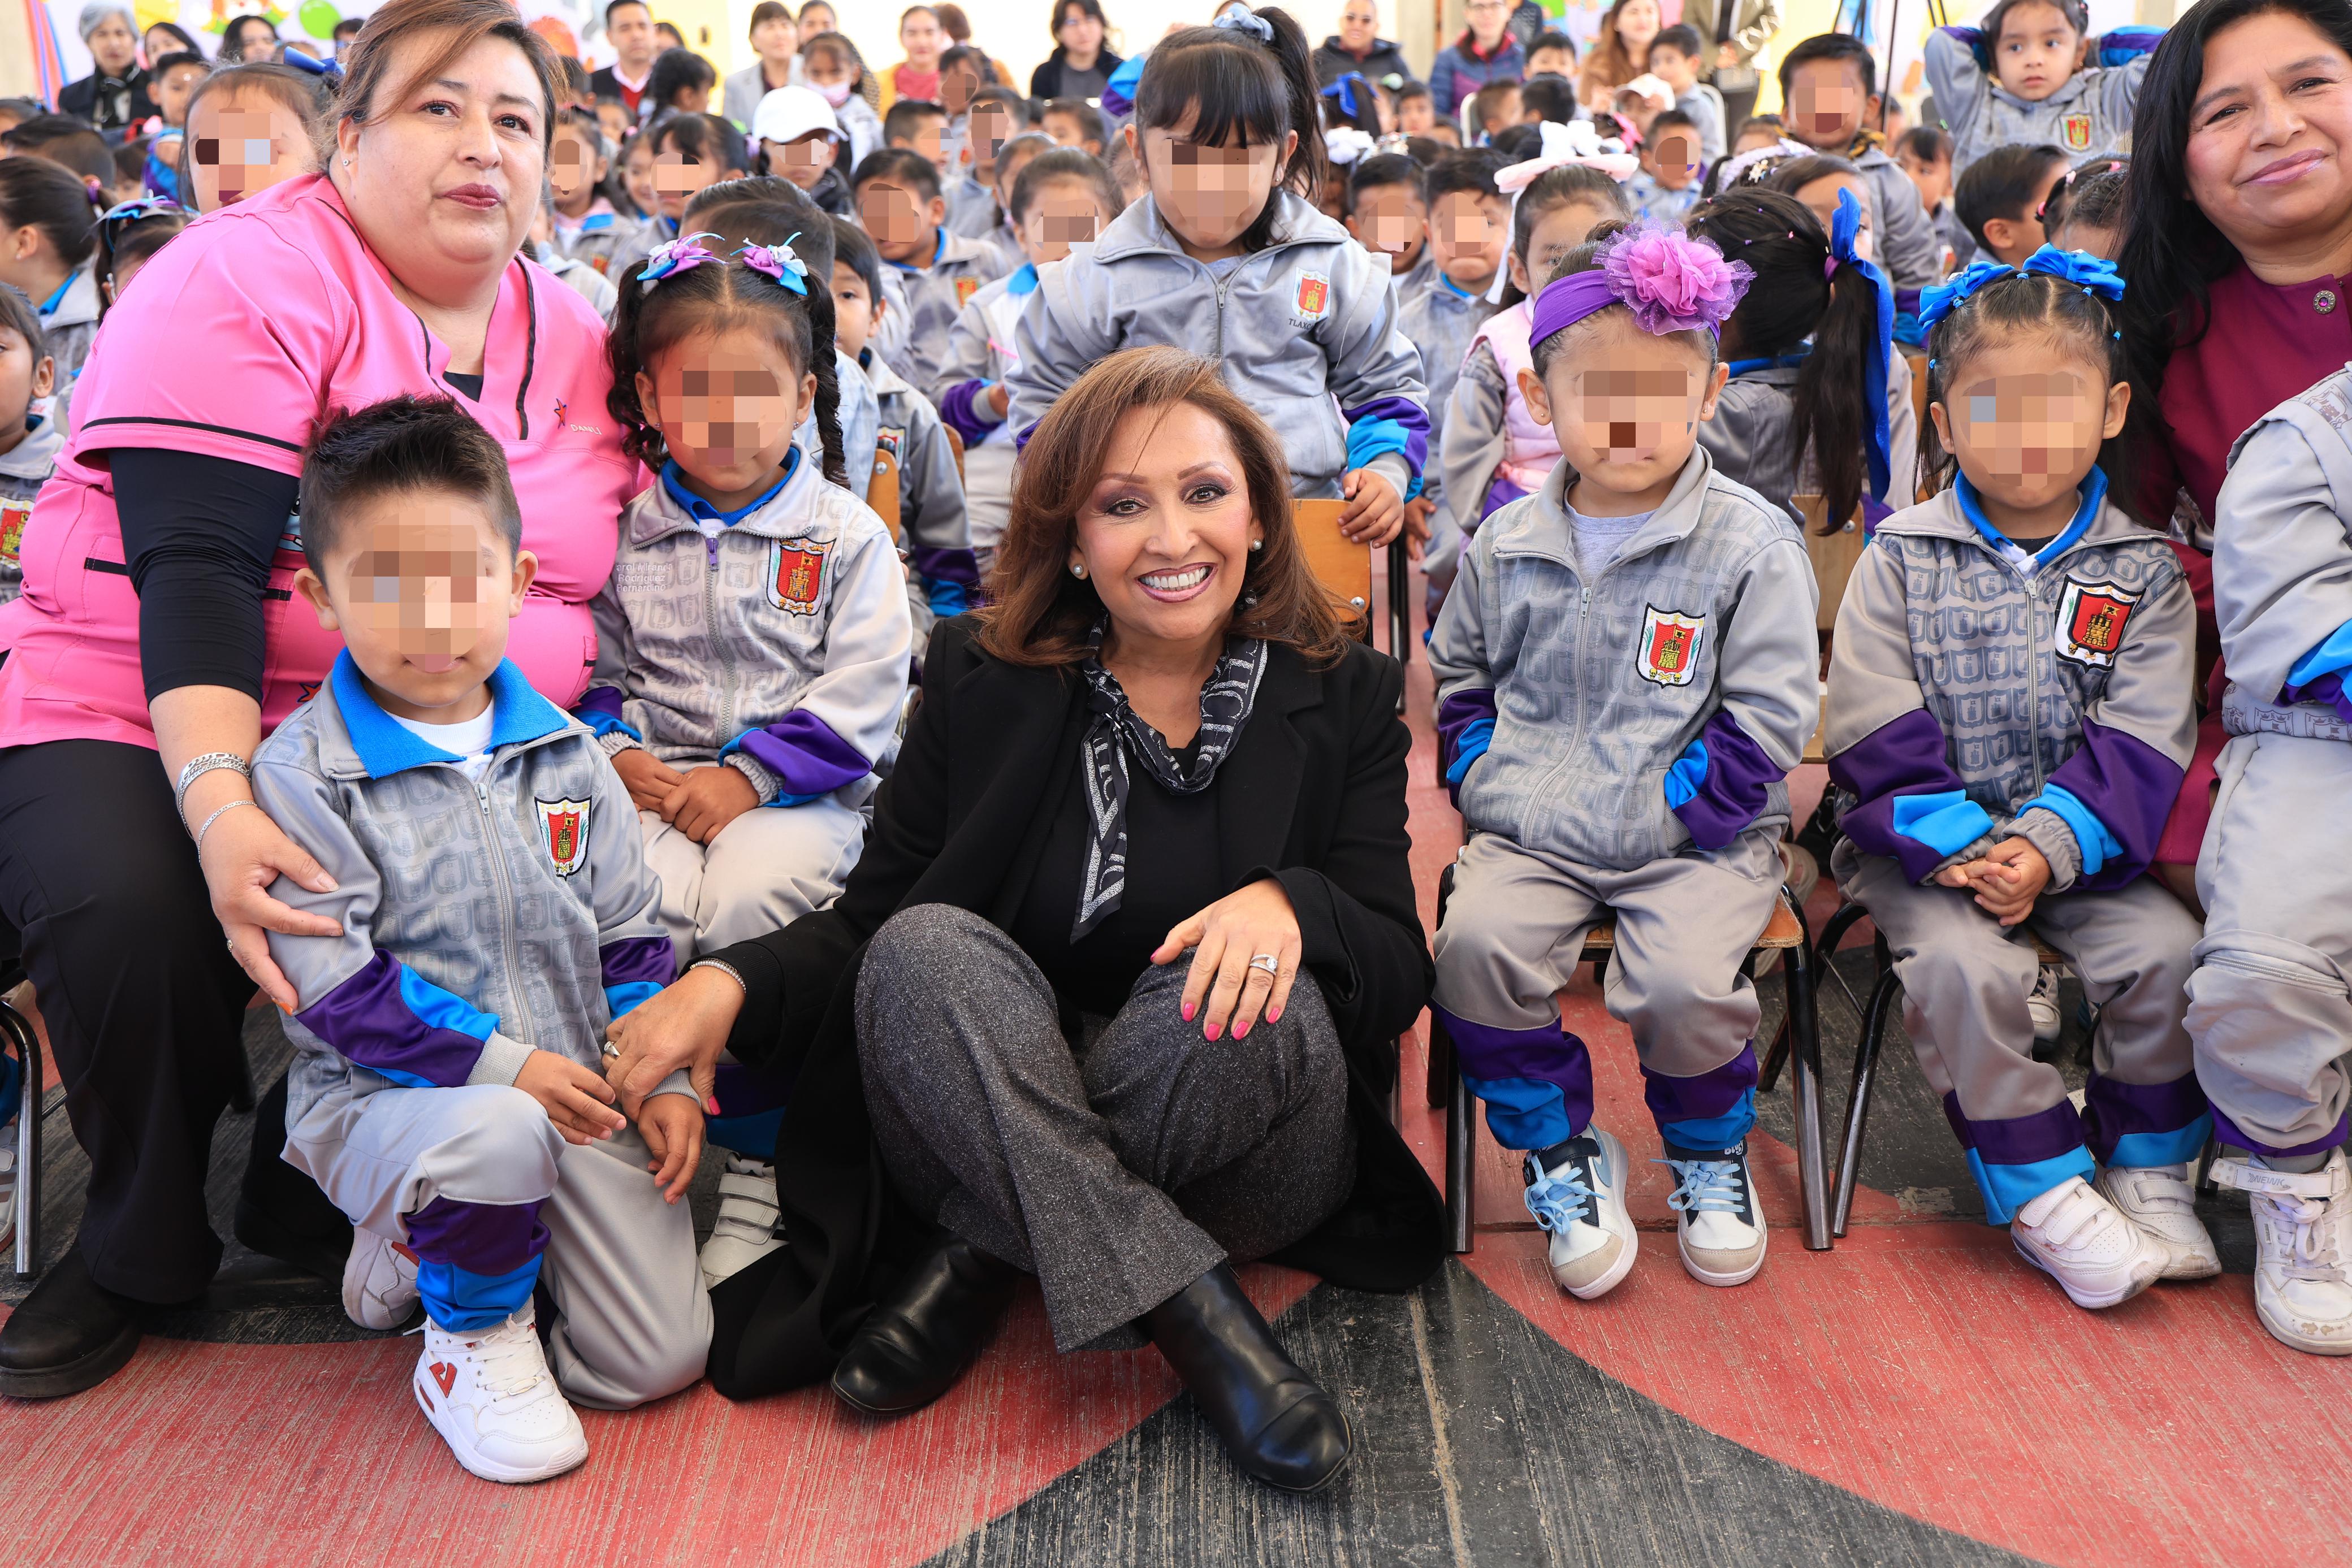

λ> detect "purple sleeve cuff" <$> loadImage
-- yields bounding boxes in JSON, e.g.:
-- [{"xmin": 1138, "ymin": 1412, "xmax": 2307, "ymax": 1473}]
[
  {"xmin": 938, "ymin": 381, "xmax": 998, "ymax": 450},
  {"xmin": 576, "ymin": 686, "xmax": 625, "ymax": 720},
  {"xmin": 909, "ymin": 543, "xmax": 981, "ymax": 588},
  {"xmin": 598, "ymin": 934, "xmax": 675, "ymax": 991},
  {"xmin": 1341, "ymin": 394, "xmax": 1432, "ymax": 477},
  {"xmin": 2280, "ymin": 668, "xmax": 2352, "ymax": 727},
  {"xmin": 295, "ymin": 949, "xmax": 494, "ymax": 1089},
  {"xmin": 719, "ymin": 708, "xmax": 874, "ymax": 798},
  {"xmin": 1670, "ymin": 708, "xmax": 1782, "ymax": 850},
  {"xmin": 2043, "ymin": 718, "xmax": 2186, "ymax": 890},
  {"xmin": 1437, "ymin": 688, "xmax": 1497, "ymax": 801},
  {"xmin": 1829, "ymin": 707, "xmax": 1978, "ymax": 884}
]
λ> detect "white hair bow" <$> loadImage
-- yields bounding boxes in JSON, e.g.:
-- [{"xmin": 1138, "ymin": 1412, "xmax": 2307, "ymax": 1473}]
[
  {"xmin": 1325, "ymin": 126, "xmax": 1378, "ymax": 167},
  {"xmin": 1495, "ymin": 118, "xmax": 1640, "ymax": 194}
]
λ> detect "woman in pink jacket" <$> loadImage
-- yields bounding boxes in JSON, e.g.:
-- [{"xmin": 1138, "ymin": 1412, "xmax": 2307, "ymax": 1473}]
[{"xmin": 0, "ymin": 0, "xmax": 638, "ymax": 1398}]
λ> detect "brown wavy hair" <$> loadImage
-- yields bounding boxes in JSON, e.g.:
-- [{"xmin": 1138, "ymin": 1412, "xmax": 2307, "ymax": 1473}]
[{"xmin": 975, "ymin": 345, "xmax": 1348, "ymax": 669}]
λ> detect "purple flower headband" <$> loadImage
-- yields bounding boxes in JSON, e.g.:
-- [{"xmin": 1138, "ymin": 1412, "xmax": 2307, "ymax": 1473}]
[
  {"xmin": 1529, "ymin": 226, "xmax": 1753, "ymax": 348},
  {"xmin": 638, "ymin": 231, "xmax": 810, "ymax": 296}
]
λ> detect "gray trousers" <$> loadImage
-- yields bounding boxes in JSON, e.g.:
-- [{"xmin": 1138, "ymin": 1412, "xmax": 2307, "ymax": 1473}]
[
  {"xmin": 285, "ymin": 1064, "xmax": 712, "ymax": 1410},
  {"xmin": 854, "ymin": 904, "xmax": 1358, "ymax": 1353},
  {"xmin": 2190, "ymin": 731, "xmax": 2352, "ymax": 1154},
  {"xmin": 1835, "ymin": 841, "xmax": 2200, "ymax": 1127},
  {"xmin": 639, "ymin": 761, "xmax": 868, "ymax": 969}
]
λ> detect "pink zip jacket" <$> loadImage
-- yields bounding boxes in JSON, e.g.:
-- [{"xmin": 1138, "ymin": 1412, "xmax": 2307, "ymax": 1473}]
[{"xmin": 0, "ymin": 175, "xmax": 639, "ymax": 751}]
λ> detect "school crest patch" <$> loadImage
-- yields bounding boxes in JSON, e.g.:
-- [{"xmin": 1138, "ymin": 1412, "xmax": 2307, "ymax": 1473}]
[
  {"xmin": 2061, "ymin": 111, "xmax": 2093, "ymax": 153},
  {"xmin": 2055, "ymin": 578, "xmax": 2138, "ymax": 668},
  {"xmin": 1637, "ymin": 605, "xmax": 1706, "ymax": 686},
  {"xmin": 955, "ymin": 276, "xmax": 981, "ymax": 309},
  {"xmin": 537, "ymin": 797, "xmax": 590, "ymax": 877},
  {"xmin": 768, "ymin": 538, "xmax": 829, "ymax": 615},
  {"xmin": 876, "ymin": 426, "xmax": 905, "ymax": 461},
  {"xmin": 0, "ymin": 499, "xmax": 29, "ymax": 564},
  {"xmin": 1291, "ymin": 270, "xmax": 1331, "ymax": 327}
]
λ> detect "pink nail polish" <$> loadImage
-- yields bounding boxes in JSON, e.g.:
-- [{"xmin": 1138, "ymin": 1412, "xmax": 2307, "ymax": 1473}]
[
  {"xmin": 1268, "ymin": 1006, "xmax": 1282, "ymax": 1023},
  {"xmin": 1182, "ymin": 1001, "xmax": 1195, "ymax": 1021},
  {"xmin": 1204, "ymin": 1022, "xmax": 1220, "ymax": 1041},
  {"xmin": 1235, "ymin": 1020, "xmax": 1251, "ymax": 1038}
]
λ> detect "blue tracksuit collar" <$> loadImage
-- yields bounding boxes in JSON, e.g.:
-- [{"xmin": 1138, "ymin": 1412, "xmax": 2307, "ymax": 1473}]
[
  {"xmin": 660, "ymin": 447, "xmax": 799, "ymax": 525},
  {"xmin": 329, "ymin": 651, "xmax": 571, "ymax": 778},
  {"xmin": 888, "ymin": 229, "xmax": 946, "ymax": 272},
  {"xmin": 1008, "ymin": 261, "xmax": 1039, "ymax": 294},
  {"xmin": 1437, "ymin": 271, "xmax": 1482, "ymax": 300},
  {"xmin": 1955, "ymin": 467, "xmax": 2107, "ymax": 568}
]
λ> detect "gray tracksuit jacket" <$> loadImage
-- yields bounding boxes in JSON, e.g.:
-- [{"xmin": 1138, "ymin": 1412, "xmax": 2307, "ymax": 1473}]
[
  {"xmin": 887, "ymin": 228, "xmax": 1013, "ymax": 401},
  {"xmin": 863, "ymin": 347, "xmax": 978, "ymax": 642},
  {"xmin": 1008, "ymin": 191, "xmax": 1430, "ymax": 501},
  {"xmin": 1853, "ymin": 146, "xmax": 1942, "ymax": 291},
  {"xmin": 1397, "ymin": 269, "xmax": 1496, "ymax": 535},
  {"xmin": 551, "ymin": 200, "xmax": 648, "ymax": 279},
  {"xmin": 0, "ymin": 414, "xmax": 63, "ymax": 605},
  {"xmin": 1698, "ymin": 355, "xmax": 1919, "ymax": 525},
  {"xmin": 1925, "ymin": 26, "xmax": 2150, "ymax": 177},
  {"xmin": 253, "ymin": 656, "xmax": 675, "ymax": 1124},
  {"xmin": 2212, "ymin": 365, "xmax": 2352, "ymax": 744},
  {"xmin": 1826, "ymin": 483, "xmax": 2195, "ymax": 893},
  {"xmin": 1430, "ymin": 447, "xmax": 1819, "ymax": 871},
  {"xmin": 580, "ymin": 451, "xmax": 913, "ymax": 808}
]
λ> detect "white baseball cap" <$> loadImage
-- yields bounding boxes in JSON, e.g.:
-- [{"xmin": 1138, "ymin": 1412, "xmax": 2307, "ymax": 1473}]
[{"xmin": 754, "ymin": 86, "xmax": 844, "ymax": 146}]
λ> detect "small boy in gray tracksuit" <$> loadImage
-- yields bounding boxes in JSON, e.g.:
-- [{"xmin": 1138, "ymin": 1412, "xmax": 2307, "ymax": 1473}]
[
  {"xmin": 256, "ymin": 397, "xmax": 708, "ymax": 1485},
  {"xmin": 1923, "ymin": 21, "xmax": 2155, "ymax": 180}
]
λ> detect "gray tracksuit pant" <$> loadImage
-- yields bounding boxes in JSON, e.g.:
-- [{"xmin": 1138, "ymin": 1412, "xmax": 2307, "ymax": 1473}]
[
  {"xmin": 1835, "ymin": 841, "xmax": 2204, "ymax": 1222},
  {"xmin": 639, "ymin": 762, "xmax": 868, "ymax": 970},
  {"xmin": 853, "ymin": 904, "xmax": 1356, "ymax": 1353},
  {"xmin": 286, "ymin": 1063, "xmax": 711, "ymax": 1409}
]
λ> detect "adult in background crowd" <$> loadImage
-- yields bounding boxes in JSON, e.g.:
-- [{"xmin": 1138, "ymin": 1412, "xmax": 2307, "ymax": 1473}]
[
  {"xmin": 1030, "ymin": 0, "xmax": 1122, "ymax": 102},
  {"xmin": 1677, "ymin": 0, "xmax": 1780, "ymax": 133},
  {"xmin": 879, "ymin": 4, "xmax": 948, "ymax": 112},
  {"xmin": 600, "ymin": 347, "xmax": 1443, "ymax": 1490},
  {"xmin": 141, "ymin": 20, "xmax": 202, "ymax": 69},
  {"xmin": 59, "ymin": 2, "xmax": 159, "ymax": 135},
  {"xmin": 0, "ymin": 0, "xmax": 638, "ymax": 1401},
  {"xmin": 1314, "ymin": 0, "xmax": 1415, "ymax": 89},
  {"xmin": 723, "ymin": 1, "xmax": 803, "ymax": 130},
  {"xmin": 935, "ymin": 5, "xmax": 1016, "ymax": 88},
  {"xmin": 590, "ymin": 0, "xmax": 662, "ymax": 116},
  {"xmin": 1430, "ymin": 0, "xmax": 1526, "ymax": 119},
  {"xmin": 216, "ymin": 12, "xmax": 280, "ymax": 63}
]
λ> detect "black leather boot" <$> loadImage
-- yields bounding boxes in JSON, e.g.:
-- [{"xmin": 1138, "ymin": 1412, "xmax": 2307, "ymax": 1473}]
[
  {"xmin": 0, "ymin": 1246, "xmax": 141, "ymax": 1400},
  {"xmin": 830, "ymin": 1235, "xmax": 1022, "ymax": 1416},
  {"xmin": 1140, "ymin": 1263, "xmax": 1352, "ymax": 1493}
]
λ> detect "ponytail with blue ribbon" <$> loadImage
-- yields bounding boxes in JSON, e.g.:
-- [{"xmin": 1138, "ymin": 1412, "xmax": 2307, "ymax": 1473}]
[
  {"xmin": 1321, "ymin": 71, "xmax": 1372, "ymax": 125},
  {"xmin": 1828, "ymin": 184, "xmax": 1896, "ymax": 508},
  {"xmin": 1918, "ymin": 245, "xmax": 2125, "ymax": 333}
]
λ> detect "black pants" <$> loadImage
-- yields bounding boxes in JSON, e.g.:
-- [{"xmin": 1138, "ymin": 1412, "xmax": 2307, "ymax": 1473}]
[{"xmin": 0, "ymin": 740, "xmax": 256, "ymax": 1298}]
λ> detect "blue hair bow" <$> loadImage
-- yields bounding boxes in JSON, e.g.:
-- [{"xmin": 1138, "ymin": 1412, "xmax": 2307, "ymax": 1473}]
[
  {"xmin": 1828, "ymin": 184, "xmax": 1896, "ymax": 507},
  {"xmin": 280, "ymin": 45, "xmax": 343, "ymax": 82},
  {"xmin": 1213, "ymin": 6, "xmax": 1275, "ymax": 43},
  {"xmin": 1917, "ymin": 257, "xmax": 2017, "ymax": 331},
  {"xmin": 1322, "ymin": 72, "xmax": 1370, "ymax": 123},
  {"xmin": 2020, "ymin": 244, "xmax": 2126, "ymax": 302}
]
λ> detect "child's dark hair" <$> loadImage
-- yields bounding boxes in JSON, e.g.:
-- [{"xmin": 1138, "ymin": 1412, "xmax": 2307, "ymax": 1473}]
[
  {"xmin": 1393, "ymin": 79, "xmax": 1432, "ymax": 109},
  {"xmin": 1527, "ymin": 220, "xmax": 1715, "ymax": 378},
  {"xmin": 1776, "ymin": 32, "xmax": 1877, "ymax": 102},
  {"xmin": 1488, "ymin": 123, "xmax": 1542, "ymax": 161},
  {"xmin": 1982, "ymin": 0, "xmax": 2087, "ymax": 47},
  {"xmin": 1527, "ymin": 28, "xmax": 1575, "ymax": 57},
  {"xmin": 1688, "ymin": 188, "xmax": 1877, "ymax": 531},
  {"xmin": 1042, "ymin": 96, "xmax": 1106, "ymax": 146},
  {"xmin": 884, "ymin": 97, "xmax": 946, "ymax": 146},
  {"xmin": 1896, "ymin": 124, "xmax": 1951, "ymax": 165},
  {"xmin": 1425, "ymin": 149, "xmax": 1502, "ymax": 205},
  {"xmin": 176, "ymin": 63, "xmax": 334, "ymax": 204},
  {"xmin": 0, "ymin": 159, "xmax": 100, "ymax": 270},
  {"xmin": 972, "ymin": 83, "xmax": 1028, "ymax": 124},
  {"xmin": 1648, "ymin": 109, "xmax": 1700, "ymax": 149},
  {"xmin": 1399, "ymin": 133, "xmax": 1446, "ymax": 166},
  {"xmin": 828, "ymin": 213, "xmax": 883, "ymax": 307},
  {"xmin": 300, "ymin": 396, "xmax": 522, "ymax": 579},
  {"xmin": 95, "ymin": 201, "xmax": 188, "ymax": 319},
  {"xmin": 1470, "ymin": 79, "xmax": 1522, "ymax": 129},
  {"xmin": 1133, "ymin": 6, "xmax": 1326, "ymax": 247},
  {"xmin": 1919, "ymin": 265, "xmax": 2125, "ymax": 497},
  {"xmin": 1010, "ymin": 145, "xmax": 1122, "ymax": 223},
  {"xmin": 939, "ymin": 42, "xmax": 989, "ymax": 84},
  {"xmin": 111, "ymin": 139, "xmax": 149, "ymax": 193},
  {"xmin": 0, "ymin": 284, "xmax": 47, "ymax": 375},
  {"xmin": 2, "ymin": 116, "xmax": 115, "ymax": 188},
  {"xmin": 646, "ymin": 45, "xmax": 717, "ymax": 111},
  {"xmin": 1502, "ymin": 164, "xmax": 1632, "ymax": 306},
  {"xmin": 655, "ymin": 112, "xmax": 751, "ymax": 179},
  {"xmin": 1652, "ymin": 23, "xmax": 1704, "ymax": 58},
  {"xmin": 1956, "ymin": 141, "xmax": 2066, "ymax": 252},
  {"xmin": 853, "ymin": 145, "xmax": 944, "ymax": 204},
  {"xmin": 1346, "ymin": 151, "xmax": 1424, "ymax": 213},
  {"xmin": 1762, "ymin": 151, "xmax": 1861, "ymax": 196},
  {"xmin": 2042, "ymin": 158, "xmax": 2128, "ymax": 243},
  {"xmin": 1519, "ymin": 73, "xmax": 1578, "ymax": 125},
  {"xmin": 1322, "ymin": 72, "xmax": 1383, "ymax": 135},
  {"xmin": 1733, "ymin": 111, "xmax": 1785, "ymax": 142}
]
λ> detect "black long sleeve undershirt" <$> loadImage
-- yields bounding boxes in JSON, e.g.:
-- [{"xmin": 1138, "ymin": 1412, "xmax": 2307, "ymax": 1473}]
[{"xmin": 111, "ymin": 448, "xmax": 300, "ymax": 705}]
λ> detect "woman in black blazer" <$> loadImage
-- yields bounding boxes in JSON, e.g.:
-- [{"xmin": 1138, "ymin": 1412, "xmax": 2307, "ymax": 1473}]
[{"xmin": 603, "ymin": 346, "xmax": 1442, "ymax": 1492}]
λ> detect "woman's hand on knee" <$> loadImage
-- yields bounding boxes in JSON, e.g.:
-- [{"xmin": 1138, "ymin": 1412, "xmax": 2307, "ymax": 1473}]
[
  {"xmin": 602, "ymin": 964, "xmax": 742, "ymax": 1119},
  {"xmin": 202, "ymin": 798, "xmax": 341, "ymax": 1011},
  {"xmin": 1154, "ymin": 877, "xmax": 1302, "ymax": 1043}
]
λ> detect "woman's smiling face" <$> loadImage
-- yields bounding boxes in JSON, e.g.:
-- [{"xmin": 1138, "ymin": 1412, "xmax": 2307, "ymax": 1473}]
[
  {"xmin": 2184, "ymin": 10, "xmax": 2352, "ymax": 258},
  {"xmin": 1069, "ymin": 400, "xmax": 1263, "ymax": 657}
]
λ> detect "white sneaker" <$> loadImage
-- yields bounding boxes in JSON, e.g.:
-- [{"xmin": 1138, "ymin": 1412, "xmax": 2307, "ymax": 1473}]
[
  {"xmin": 698, "ymin": 1156, "xmax": 784, "ymax": 1289},
  {"xmin": 2011, "ymin": 1175, "xmax": 2165, "ymax": 1309},
  {"xmin": 2210, "ymin": 1150, "xmax": 2352, "ymax": 1355},
  {"xmin": 1661, "ymin": 1142, "xmax": 1767, "ymax": 1288},
  {"xmin": 2095, "ymin": 1163, "xmax": 2221, "ymax": 1281},
  {"xmin": 342, "ymin": 1225, "xmax": 422, "ymax": 1330},
  {"xmin": 413, "ymin": 1302, "xmax": 589, "ymax": 1483},
  {"xmin": 1524, "ymin": 1128, "xmax": 1636, "ymax": 1300},
  {"xmin": 2026, "ymin": 968, "xmax": 2063, "ymax": 1043}
]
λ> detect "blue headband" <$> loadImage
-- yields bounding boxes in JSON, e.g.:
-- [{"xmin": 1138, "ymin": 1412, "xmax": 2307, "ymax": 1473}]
[{"xmin": 1827, "ymin": 184, "xmax": 1896, "ymax": 507}]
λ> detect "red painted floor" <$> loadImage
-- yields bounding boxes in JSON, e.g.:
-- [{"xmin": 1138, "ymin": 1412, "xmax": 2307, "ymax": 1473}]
[{"xmin": 2, "ymin": 571, "xmax": 2345, "ymax": 1567}]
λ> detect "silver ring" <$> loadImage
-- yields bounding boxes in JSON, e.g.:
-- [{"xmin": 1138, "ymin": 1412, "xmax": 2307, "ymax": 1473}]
[
  {"xmin": 1248, "ymin": 953, "xmax": 1279, "ymax": 975},
  {"xmin": 600, "ymin": 1042, "xmax": 621, "ymax": 1059}
]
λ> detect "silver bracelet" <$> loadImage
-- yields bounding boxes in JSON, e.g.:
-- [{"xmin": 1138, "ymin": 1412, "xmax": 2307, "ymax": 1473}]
[
  {"xmin": 176, "ymin": 752, "xmax": 252, "ymax": 823},
  {"xmin": 193, "ymin": 797, "xmax": 257, "ymax": 851},
  {"xmin": 690, "ymin": 958, "xmax": 747, "ymax": 994}
]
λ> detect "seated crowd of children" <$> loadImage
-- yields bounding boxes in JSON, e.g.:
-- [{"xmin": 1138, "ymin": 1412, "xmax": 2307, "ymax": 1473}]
[{"xmin": 5, "ymin": 0, "xmax": 2350, "ymax": 1500}]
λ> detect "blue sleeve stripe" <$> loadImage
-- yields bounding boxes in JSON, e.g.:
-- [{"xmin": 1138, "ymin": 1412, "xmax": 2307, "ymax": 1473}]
[
  {"xmin": 1443, "ymin": 716, "xmax": 1494, "ymax": 785},
  {"xmin": 604, "ymin": 980, "xmax": 664, "ymax": 1020},
  {"xmin": 2288, "ymin": 618, "xmax": 2352, "ymax": 688},
  {"xmin": 1890, "ymin": 790, "xmax": 1996, "ymax": 857},
  {"xmin": 396, "ymin": 965, "xmax": 499, "ymax": 1042},
  {"xmin": 2018, "ymin": 783, "xmax": 2123, "ymax": 877}
]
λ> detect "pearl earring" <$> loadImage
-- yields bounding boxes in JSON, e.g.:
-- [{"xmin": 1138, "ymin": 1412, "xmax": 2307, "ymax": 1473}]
[
  {"xmin": 1070, "ymin": 562, "xmax": 1087, "ymax": 579},
  {"xmin": 1248, "ymin": 538, "xmax": 1263, "ymax": 552}
]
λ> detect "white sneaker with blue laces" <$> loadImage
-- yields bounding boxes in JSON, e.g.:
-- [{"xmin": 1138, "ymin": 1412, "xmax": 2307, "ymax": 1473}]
[
  {"xmin": 1661, "ymin": 1141, "xmax": 1768, "ymax": 1287},
  {"xmin": 1524, "ymin": 1128, "xmax": 1636, "ymax": 1300}
]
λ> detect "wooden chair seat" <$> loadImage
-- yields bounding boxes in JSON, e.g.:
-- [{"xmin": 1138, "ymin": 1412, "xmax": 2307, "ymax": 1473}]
[{"xmin": 1573, "ymin": 900, "xmax": 1805, "ymax": 959}]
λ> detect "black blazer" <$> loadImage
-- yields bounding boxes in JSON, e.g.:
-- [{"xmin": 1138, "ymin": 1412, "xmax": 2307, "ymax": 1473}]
[{"xmin": 703, "ymin": 616, "xmax": 1445, "ymax": 1399}]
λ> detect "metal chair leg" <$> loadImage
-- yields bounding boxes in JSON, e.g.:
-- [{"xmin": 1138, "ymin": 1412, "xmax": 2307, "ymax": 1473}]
[
  {"xmin": 1, "ymin": 997, "xmax": 42, "ymax": 1279},
  {"xmin": 1776, "ymin": 892, "xmax": 1832, "ymax": 1251},
  {"xmin": 1386, "ymin": 540, "xmax": 1411, "ymax": 670},
  {"xmin": 1425, "ymin": 1011, "xmax": 1453, "ymax": 1107},
  {"xmin": 1445, "ymin": 1039, "xmax": 1476, "ymax": 1254},
  {"xmin": 1832, "ymin": 956, "xmax": 1901, "ymax": 1238}
]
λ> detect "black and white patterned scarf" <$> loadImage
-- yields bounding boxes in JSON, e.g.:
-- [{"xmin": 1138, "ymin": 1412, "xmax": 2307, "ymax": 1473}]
[{"xmin": 1070, "ymin": 624, "xmax": 1269, "ymax": 941}]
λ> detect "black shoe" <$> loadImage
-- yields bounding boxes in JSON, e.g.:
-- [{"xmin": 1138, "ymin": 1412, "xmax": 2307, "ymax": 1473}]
[
  {"xmin": 829, "ymin": 1235, "xmax": 1021, "ymax": 1416},
  {"xmin": 1140, "ymin": 1264, "xmax": 1353, "ymax": 1493},
  {"xmin": 232, "ymin": 1072, "xmax": 351, "ymax": 1283},
  {"xmin": 0, "ymin": 1246, "xmax": 141, "ymax": 1400}
]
